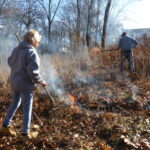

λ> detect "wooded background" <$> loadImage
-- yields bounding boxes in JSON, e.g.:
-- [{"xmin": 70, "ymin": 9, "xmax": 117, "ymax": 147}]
[{"xmin": 0, "ymin": 0, "xmax": 139, "ymax": 53}]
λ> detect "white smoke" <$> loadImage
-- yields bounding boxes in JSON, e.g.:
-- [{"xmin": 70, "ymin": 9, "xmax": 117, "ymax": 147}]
[
  {"xmin": 40, "ymin": 55, "xmax": 65, "ymax": 96},
  {"xmin": 0, "ymin": 37, "xmax": 17, "ymax": 71},
  {"xmin": 128, "ymin": 83, "xmax": 138, "ymax": 100}
]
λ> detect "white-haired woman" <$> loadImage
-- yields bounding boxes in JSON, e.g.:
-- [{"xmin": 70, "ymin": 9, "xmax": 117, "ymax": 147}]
[{"xmin": 0, "ymin": 29, "xmax": 46, "ymax": 138}]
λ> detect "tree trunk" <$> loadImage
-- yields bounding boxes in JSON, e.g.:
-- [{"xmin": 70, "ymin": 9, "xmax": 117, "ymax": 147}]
[
  {"xmin": 48, "ymin": 0, "xmax": 51, "ymax": 43},
  {"xmin": 76, "ymin": 0, "xmax": 80, "ymax": 36},
  {"xmin": 95, "ymin": 0, "xmax": 102, "ymax": 45},
  {"xmin": 86, "ymin": 0, "xmax": 94, "ymax": 50},
  {"xmin": 76, "ymin": 0, "xmax": 81, "ymax": 50},
  {"xmin": 101, "ymin": 0, "xmax": 112, "ymax": 48}
]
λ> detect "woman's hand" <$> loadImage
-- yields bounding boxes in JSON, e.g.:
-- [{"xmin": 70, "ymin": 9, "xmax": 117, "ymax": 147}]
[{"xmin": 41, "ymin": 80, "xmax": 47, "ymax": 86}]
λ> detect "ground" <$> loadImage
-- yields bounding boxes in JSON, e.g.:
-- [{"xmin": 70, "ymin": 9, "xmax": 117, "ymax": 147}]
[{"xmin": 0, "ymin": 68, "xmax": 150, "ymax": 150}]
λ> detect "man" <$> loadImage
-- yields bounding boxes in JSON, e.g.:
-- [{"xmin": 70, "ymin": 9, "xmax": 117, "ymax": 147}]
[{"xmin": 118, "ymin": 32, "xmax": 138, "ymax": 73}]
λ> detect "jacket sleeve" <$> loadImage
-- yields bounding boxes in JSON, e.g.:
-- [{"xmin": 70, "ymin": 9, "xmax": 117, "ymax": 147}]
[
  {"xmin": 133, "ymin": 39, "xmax": 138, "ymax": 45},
  {"xmin": 7, "ymin": 56, "xmax": 11, "ymax": 67},
  {"xmin": 26, "ymin": 50, "xmax": 43, "ymax": 83},
  {"xmin": 131, "ymin": 38, "xmax": 138, "ymax": 48},
  {"xmin": 7, "ymin": 50, "xmax": 14, "ymax": 67},
  {"xmin": 7, "ymin": 48, "xmax": 17, "ymax": 67}
]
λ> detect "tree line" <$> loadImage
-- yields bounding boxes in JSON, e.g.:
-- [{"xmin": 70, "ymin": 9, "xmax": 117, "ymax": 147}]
[{"xmin": 0, "ymin": 0, "xmax": 139, "ymax": 53}]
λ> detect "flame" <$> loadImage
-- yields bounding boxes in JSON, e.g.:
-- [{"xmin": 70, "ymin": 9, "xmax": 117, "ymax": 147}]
[
  {"xmin": 65, "ymin": 94, "xmax": 80, "ymax": 113},
  {"xmin": 66, "ymin": 94, "xmax": 76, "ymax": 105}
]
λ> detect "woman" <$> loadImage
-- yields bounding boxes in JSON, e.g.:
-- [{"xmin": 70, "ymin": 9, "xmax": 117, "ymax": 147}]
[{"xmin": 0, "ymin": 29, "xmax": 46, "ymax": 138}]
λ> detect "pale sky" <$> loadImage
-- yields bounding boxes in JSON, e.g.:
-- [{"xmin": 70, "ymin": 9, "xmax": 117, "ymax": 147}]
[{"xmin": 122, "ymin": 0, "xmax": 150, "ymax": 29}]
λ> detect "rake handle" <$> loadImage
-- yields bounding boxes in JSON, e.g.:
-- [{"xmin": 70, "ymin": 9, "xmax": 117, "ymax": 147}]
[
  {"xmin": 102, "ymin": 48, "xmax": 119, "ymax": 52},
  {"xmin": 15, "ymin": 33, "xmax": 21, "ymax": 43},
  {"xmin": 44, "ymin": 86, "xmax": 56, "ymax": 105}
]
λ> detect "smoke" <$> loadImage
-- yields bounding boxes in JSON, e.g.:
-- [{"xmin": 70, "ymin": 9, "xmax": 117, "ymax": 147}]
[
  {"xmin": 115, "ymin": 71, "xmax": 139, "ymax": 101},
  {"xmin": 73, "ymin": 69, "xmax": 95, "ymax": 85},
  {"xmin": 128, "ymin": 83, "xmax": 138, "ymax": 100},
  {"xmin": 0, "ymin": 37, "xmax": 17, "ymax": 70},
  {"xmin": 40, "ymin": 55, "xmax": 65, "ymax": 96},
  {"xmin": 39, "ymin": 49, "xmax": 139, "ymax": 108}
]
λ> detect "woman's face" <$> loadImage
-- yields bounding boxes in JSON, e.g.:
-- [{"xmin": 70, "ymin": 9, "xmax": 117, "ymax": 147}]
[{"xmin": 32, "ymin": 40, "xmax": 40, "ymax": 48}]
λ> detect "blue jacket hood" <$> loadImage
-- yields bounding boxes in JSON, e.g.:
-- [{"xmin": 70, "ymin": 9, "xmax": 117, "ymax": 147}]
[{"xmin": 18, "ymin": 41, "xmax": 34, "ymax": 49}]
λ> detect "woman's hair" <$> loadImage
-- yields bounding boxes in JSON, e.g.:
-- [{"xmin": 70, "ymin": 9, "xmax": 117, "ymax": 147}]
[{"xmin": 23, "ymin": 29, "xmax": 42, "ymax": 45}]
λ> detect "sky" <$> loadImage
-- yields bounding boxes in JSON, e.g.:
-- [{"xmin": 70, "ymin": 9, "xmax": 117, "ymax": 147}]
[{"xmin": 122, "ymin": 0, "xmax": 150, "ymax": 29}]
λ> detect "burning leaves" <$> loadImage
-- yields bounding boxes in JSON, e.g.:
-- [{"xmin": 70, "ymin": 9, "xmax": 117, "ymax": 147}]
[
  {"xmin": 65, "ymin": 93, "xmax": 76, "ymax": 105},
  {"xmin": 65, "ymin": 93, "xmax": 81, "ymax": 114}
]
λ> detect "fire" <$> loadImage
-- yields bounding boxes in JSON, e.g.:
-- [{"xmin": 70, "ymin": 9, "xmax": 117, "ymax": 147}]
[
  {"xmin": 66, "ymin": 94, "xmax": 76, "ymax": 105},
  {"xmin": 65, "ymin": 94, "xmax": 80, "ymax": 113}
]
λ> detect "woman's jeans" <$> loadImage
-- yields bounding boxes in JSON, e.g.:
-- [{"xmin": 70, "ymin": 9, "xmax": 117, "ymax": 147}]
[{"xmin": 3, "ymin": 91, "xmax": 33, "ymax": 133}]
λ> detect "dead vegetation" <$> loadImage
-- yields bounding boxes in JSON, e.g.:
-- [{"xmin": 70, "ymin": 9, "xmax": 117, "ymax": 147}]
[{"xmin": 0, "ymin": 41, "xmax": 150, "ymax": 150}]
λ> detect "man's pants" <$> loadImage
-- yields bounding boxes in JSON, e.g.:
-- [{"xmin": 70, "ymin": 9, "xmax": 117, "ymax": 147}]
[
  {"xmin": 3, "ymin": 91, "xmax": 33, "ymax": 133},
  {"xmin": 120, "ymin": 51, "xmax": 135, "ymax": 72}
]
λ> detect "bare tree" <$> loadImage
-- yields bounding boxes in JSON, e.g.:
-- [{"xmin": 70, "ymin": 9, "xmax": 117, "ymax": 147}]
[
  {"xmin": 76, "ymin": 0, "xmax": 81, "ymax": 43},
  {"xmin": 0, "ymin": 0, "xmax": 7, "ymax": 15},
  {"xmin": 37, "ymin": 0, "xmax": 61, "ymax": 43},
  {"xmin": 101, "ymin": 0, "xmax": 112, "ymax": 48},
  {"xmin": 58, "ymin": 0, "xmax": 83, "ymax": 51},
  {"xmin": 95, "ymin": 0, "xmax": 102, "ymax": 44},
  {"xmin": 14, "ymin": 0, "xmax": 43, "ymax": 30},
  {"xmin": 86, "ymin": 0, "xmax": 95, "ymax": 49}
]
